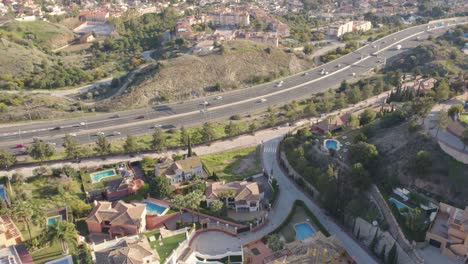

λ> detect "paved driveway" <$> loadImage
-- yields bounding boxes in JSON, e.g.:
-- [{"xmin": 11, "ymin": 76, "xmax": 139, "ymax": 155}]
[{"xmin": 194, "ymin": 138, "xmax": 378, "ymax": 263}]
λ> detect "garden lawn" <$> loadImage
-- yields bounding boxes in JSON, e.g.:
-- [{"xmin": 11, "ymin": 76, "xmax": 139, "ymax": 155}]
[
  {"xmin": 31, "ymin": 241, "xmax": 66, "ymax": 264},
  {"xmin": 144, "ymin": 231, "xmax": 186, "ymax": 263},
  {"xmin": 461, "ymin": 114, "xmax": 468, "ymax": 124},
  {"xmin": 80, "ymin": 167, "xmax": 122, "ymax": 192},
  {"xmin": 10, "ymin": 175, "xmax": 86, "ymax": 240},
  {"xmin": 201, "ymin": 146, "xmax": 262, "ymax": 182}
]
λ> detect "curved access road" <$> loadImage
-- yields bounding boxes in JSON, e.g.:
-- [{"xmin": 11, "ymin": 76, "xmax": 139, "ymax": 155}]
[{"xmin": 1, "ymin": 17, "xmax": 466, "ymax": 153}]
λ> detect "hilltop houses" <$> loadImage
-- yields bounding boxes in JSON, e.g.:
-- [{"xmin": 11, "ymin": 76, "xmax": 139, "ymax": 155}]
[
  {"xmin": 92, "ymin": 235, "xmax": 160, "ymax": 264},
  {"xmin": 86, "ymin": 201, "xmax": 147, "ymax": 238},
  {"xmin": 205, "ymin": 181, "xmax": 263, "ymax": 212},
  {"xmin": 154, "ymin": 156, "xmax": 205, "ymax": 185},
  {"xmin": 0, "ymin": 215, "xmax": 23, "ymax": 247},
  {"xmin": 425, "ymin": 203, "xmax": 468, "ymax": 260}
]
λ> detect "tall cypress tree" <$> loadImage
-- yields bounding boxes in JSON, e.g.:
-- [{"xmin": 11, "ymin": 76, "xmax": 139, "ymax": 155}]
[{"xmin": 187, "ymin": 135, "xmax": 193, "ymax": 157}]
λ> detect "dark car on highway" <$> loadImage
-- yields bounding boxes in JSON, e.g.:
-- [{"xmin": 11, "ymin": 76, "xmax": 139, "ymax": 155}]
[{"xmin": 136, "ymin": 115, "xmax": 145, "ymax": 119}]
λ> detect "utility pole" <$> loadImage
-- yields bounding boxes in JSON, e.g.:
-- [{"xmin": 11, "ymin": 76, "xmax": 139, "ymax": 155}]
[{"xmin": 79, "ymin": 99, "xmax": 92, "ymax": 143}]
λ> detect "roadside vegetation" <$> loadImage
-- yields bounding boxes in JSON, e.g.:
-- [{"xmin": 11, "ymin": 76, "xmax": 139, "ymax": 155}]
[{"xmin": 279, "ymin": 24, "xmax": 468, "ymax": 247}]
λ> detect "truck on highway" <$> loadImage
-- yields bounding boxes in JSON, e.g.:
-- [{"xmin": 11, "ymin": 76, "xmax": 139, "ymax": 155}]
[{"xmin": 396, "ymin": 45, "xmax": 402, "ymax": 50}]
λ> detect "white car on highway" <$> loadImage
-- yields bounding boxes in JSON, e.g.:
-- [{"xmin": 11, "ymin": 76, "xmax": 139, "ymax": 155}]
[
  {"xmin": 258, "ymin": 98, "xmax": 267, "ymax": 103},
  {"xmin": 215, "ymin": 96, "xmax": 223, "ymax": 100},
  {"xmin": 97, "ymin": 132, "xmax": 105, "ymax": 136},
  {"xmin": 113, "ymin": 131, "xmax": 121, "ymax": 136},
  {"xmin": 69, "ymin": 133, "xmax": 77, "ymax": 137},
  {"xmin": 80, "ymin": 122, "xmax": 86, "ymax": 126}
]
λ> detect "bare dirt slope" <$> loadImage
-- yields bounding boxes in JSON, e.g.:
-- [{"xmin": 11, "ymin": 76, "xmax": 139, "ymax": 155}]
[
  {"xmin": 370, "ymin": 122, "xmax": 468, "ymax": 207},
  {"xmin": 106, "ymin": 40, "xmax": 313, "ymax": 110}
]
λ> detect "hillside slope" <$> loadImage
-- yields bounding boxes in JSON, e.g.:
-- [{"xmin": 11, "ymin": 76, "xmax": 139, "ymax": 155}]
[
  {"xmin": 0, "ymin": 38, "xmax": 53, "ymax": 76},
  {"xmin": 105, "ymin": 40, "xmax": 313, "ymax": 110},
  {"xmin": 0, "ymin": 21, "xmax": 74, "ymax": 49}
]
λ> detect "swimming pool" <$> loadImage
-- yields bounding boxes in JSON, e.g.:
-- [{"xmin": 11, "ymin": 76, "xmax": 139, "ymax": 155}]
[
  {"xmin": 47, "ymin": 215, "xmax": 62, "ymax": 227},
  {"xmin": 294, "ymin": 222, "xmax": 315, "ymax": 240},
  {"xmin": 389, "ymin": 198, "xmax": 410, "ymax": 210},
  {"xmin": 90, "ymin": 169, "xmax": 117, "ymax": 183},
  {"xmin": 0, "ymin": 185, "xmax": 6, "ymax": 202},
  {"xmin": 324, "ymin": 139, "xmax": 340, "ymax": 151},
  {"xmin": 144, "ymin": 200, "xmax": 169, "ymax": 216}
]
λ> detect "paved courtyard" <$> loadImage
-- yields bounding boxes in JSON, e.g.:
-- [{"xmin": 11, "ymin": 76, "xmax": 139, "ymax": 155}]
[{"xmin": 190, "ymin": 231, "xmax": 242, "ymax": 255}]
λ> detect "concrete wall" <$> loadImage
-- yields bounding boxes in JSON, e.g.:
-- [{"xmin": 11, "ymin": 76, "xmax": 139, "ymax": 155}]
[
  {"xmin": 353, "ymin": 217, "xmax": 414, "ymax": 264},
  {"xmin": 369, "ymin": 185, "xmax": 424, "ymax": 263}
]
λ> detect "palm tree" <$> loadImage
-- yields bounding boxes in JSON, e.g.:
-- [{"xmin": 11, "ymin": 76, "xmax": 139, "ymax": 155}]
[
  {"xmin": 47, "ymin": 221, "xmax": 77, "ymax": 253},
  {"xmin": 185, "ymin": 190, "xmax": 205, "ymax": 223},
  {"xmin": 172, "ymin": 195, "xmax": 187, "ymax": 225},
  {"xmin": 11, "ymin": 201, "xmax": 35, "ymax": 241}
]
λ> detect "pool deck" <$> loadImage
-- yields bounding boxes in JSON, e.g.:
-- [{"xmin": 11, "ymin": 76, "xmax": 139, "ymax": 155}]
[{"xmin": 90, "ymin": 169, "xmax": 118, "ymax": 183}]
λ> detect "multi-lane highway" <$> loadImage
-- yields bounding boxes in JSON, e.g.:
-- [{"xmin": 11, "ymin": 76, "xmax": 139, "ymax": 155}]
[{"xmin": 1, "ymin": 17, "xmax": 466, "ymax": 153}]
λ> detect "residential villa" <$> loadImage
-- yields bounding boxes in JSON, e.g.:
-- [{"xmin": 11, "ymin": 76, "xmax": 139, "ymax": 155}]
[
  {"xmin": 425, "ymin": 202, "xmax": 468, "ymax": 261},
  {"xmin": 102, "ymin": 176, "xmax": 144, "ymax": 201},
  {"xmin": 92, "ymin": 235, "xmax": 159, "ymax": 264},
  {"xmin": 311, "ymin": 114, "xmax": 350, "ymax": 135},
  {"xmin": 154, "ymin": 157, "xmax": 205, "ymax": 185},
  {"xmin": 78, "ymin": 10, "xmax": 110, "ymax": 24},
  {"xmin": 0, "ymin": 214, "xmax": 23, "ymax": 247},
  {"xmin": 205, "ymin": 181, "xmax": 263, "ymax": 212},
  {"xmin": 79, "ymin": 32, "xmax": 96, "ymax": 44},
  {"xmin": 329, "ymin": 20, "xmax": 371, "ymax": 37},
  {"xmin": 0, "ymin": 244, "xmax": 33, "ymax": 264},
  {"xmin": 262, "ymin": 232, "xmax": 355, "ymax": 263},
  {"xmin": 86, "ymin": 200, "xmax": 147, "ymax": 238}
]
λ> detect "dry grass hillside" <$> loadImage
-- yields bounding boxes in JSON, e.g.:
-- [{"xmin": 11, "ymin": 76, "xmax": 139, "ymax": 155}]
[
  {"xmin": 0, "ymin": 92, "xmax": 78, "ymax": 122},
  {"xmin": 0, "ymin": 21, "xmax": 74, "ymax": 49},
  {"xmin": 0, "ymin": 21, "xmax": 74, "ymax": 77},
  {"xmin": 0, "ymin": 38, "xmax": 53, "ymax": 76},
  {"xmin": 106, "ymin": 40, "xmax": 313, "ymax": 110}
]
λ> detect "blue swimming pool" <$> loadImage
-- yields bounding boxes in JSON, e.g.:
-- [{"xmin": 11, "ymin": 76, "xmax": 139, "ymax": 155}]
[
  {"xmin": 0, "ymin": 185, "xmax": 6, "ymax": 202},
  {"xmin": 294, "ymin": 223, "xmax": 315, "ymax": 240},
  {"xmin": 47, "ymin": 215, "xmax": 62, "ymax": 226},
  {"xmin": 144, "ymin": 201, "xmax": 168, "ymax": 215},
  {"xmin": 91, "ymin": 169, "xmax": 117, "ymax": 183},
  {"xmin": 324, "ymin": 139, "xmax": 340, "ymax": 151},
  {"xmin": 389, "ymin": 198, "xmax": 409, "ymax": 210}
]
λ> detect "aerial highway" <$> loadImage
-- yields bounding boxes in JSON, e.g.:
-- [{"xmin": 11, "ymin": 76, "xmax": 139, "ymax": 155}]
[{"xmin": 0, "ymin": 17, "xmax": 466, "ymax": 153}]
